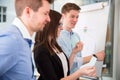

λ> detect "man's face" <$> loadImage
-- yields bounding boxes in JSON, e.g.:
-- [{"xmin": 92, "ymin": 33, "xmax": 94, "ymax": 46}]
[
  {"xmin": 63, "ymin": 10, "xmax": 79, "ymax": 30},
  {"xmin": 30, "ymin": 0, "xmax": 51, "ymax": 32}
]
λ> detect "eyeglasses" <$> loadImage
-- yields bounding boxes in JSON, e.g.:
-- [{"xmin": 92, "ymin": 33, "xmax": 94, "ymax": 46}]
[{"xmin": 58, "ymin": 22, "xmax": 63, "ymax": 27}]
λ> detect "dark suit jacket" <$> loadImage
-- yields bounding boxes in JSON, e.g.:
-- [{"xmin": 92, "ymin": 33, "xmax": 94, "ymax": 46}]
[{"xmin": 34, "ymin": 45, "xmax": 70, "ymax": 80}]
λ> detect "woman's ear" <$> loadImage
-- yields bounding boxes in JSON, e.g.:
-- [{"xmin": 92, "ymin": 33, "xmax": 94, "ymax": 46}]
[{"xmin": 62, "ymin": 13, "xmax": 65, "ymax": 18}]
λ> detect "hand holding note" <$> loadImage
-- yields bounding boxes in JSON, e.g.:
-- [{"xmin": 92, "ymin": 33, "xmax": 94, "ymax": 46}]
[
  {"xmin": 80, "ymin": 56, "xmax": 97, "ymax": 69},
  {"xmin": 79, "ymin": 56, "xmax": 97, "ymax": 79}
]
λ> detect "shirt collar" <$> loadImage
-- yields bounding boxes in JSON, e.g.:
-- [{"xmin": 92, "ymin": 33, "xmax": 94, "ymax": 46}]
[
  {"xmin": 12, "ymin": 17, "xmax": 35, "ymax": 43},
  {"xmin": 62, "ymin": 30, "xmax": 74, "ymax": 35}
]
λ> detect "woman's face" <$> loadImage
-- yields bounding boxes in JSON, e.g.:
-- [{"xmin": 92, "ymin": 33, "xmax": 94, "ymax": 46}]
[{"xmin": 57, "ymin": 18, "xmax": 63, "ymax": 37}]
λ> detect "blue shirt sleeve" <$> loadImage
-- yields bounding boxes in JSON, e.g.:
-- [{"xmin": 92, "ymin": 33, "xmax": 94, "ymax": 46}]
[{"xmin": 0, "ymin": 34, "xmax": 18, "ymax": 76}]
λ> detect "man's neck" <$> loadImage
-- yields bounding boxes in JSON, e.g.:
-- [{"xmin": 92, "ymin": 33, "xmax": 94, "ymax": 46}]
[{"xmin": 63, "ymin": 26, "xmax": 72, "ymax": 32}]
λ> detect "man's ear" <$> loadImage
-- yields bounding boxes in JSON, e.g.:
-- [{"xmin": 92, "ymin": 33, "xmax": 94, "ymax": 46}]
[{"xmin": 24, "ymin": 7, "xmax": 33, "ymax": 18}]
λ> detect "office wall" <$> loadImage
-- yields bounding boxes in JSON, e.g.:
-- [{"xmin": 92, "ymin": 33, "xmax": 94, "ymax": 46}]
[
  {"xmin": 0, "ymin": 0, "xmax": 16, "ymax": 30},
  {"xmin": 53, "ymin": 0, "xmax": 82, "ymax": 13}
]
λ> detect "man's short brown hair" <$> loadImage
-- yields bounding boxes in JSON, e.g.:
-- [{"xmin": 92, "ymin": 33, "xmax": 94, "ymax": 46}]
[
  {"xmin": 61, "ymin": 3, "xmax": 81, "ymax": 14},
  {"xmin": 15, "ymin": 0, "xmax": 54, "ymax": 16}
]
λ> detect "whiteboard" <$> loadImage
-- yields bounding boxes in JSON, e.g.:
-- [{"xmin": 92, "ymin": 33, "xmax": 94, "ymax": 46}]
[{"xmin": 73, "ymin": 2, "xmax": 110, "ymax": 57}]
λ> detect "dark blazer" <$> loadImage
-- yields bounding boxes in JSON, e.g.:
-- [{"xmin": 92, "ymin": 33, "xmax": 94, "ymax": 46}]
[{"xmin": 34, "ymin": 45, "xmax": 70, "ymax": 80}]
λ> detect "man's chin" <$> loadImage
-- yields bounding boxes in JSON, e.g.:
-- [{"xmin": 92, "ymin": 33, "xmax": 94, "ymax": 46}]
[
  {"xmin": 39, "ymin": 26, "xmax": 44, "ymax": 31},
  {"xmin": 36, "ymin": 28, "xmax": 43, "ymax": 32}
]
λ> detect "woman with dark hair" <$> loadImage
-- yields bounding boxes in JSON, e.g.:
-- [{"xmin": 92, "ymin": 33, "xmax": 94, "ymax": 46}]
[{"xmin": 33, "ymin": 10, "xmax": 96, "ymax": 80}]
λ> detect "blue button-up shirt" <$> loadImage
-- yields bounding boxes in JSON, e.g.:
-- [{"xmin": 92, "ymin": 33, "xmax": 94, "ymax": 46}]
[
  {"xmin": 0, "ymin": 18, "xmax": 35, "ymax": 80},
  {"xmin": 57, "ymin": 30, "xmax": 83, "ymax": 73}
]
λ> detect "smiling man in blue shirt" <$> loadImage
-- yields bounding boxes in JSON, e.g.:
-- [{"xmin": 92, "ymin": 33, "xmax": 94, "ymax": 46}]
[
  {"xmin": 57, "ymin": 3, "xmax": 105, "ymax": 74},
  {"xmin": 0, "ymin": 0, "xmax": 54, "ymax": 80}
]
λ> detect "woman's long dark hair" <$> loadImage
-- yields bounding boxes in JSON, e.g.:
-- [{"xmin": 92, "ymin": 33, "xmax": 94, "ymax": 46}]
[{"xmin": 34, "ymin": 10, "xmax": 63, "ymax": 55}]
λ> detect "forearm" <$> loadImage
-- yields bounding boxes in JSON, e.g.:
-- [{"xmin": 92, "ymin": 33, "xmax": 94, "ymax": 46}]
[
  {"xmin": 69, "ymin": 51, "xmax": 76, "ymax": 69},
  {"xmin": 83, "ymin": 55, "xmax": 92, "ymax": 64}
]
